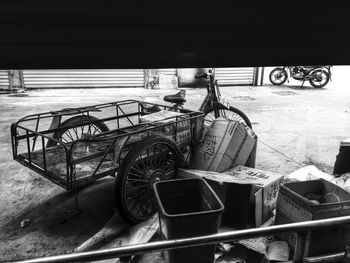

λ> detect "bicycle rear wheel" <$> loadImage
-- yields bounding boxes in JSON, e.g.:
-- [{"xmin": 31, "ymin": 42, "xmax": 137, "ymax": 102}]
[
  {"xmin": 204, "ymin": 105, "xmax": 252, "ymax": 129},
  {"xmin": 46, "ymin": 115, "xmax": 109, "ymax": 147}
]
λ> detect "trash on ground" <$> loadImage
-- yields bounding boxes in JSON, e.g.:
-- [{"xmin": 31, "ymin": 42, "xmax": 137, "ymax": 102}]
[
  {"xmin": 20, "ymin": 218, "xmax": 31, "ymax": 228},
  {"xmin": 285, "ymin": 165, "xmax": 350, "ymax": 193},
  {"xmin": 215, "ymin": 243, "xmax": 266, "ymax": 263},
  {"xmin": 101, "ymin": 213, "xmax": 159, "ymax": 248},
  {"xmin": 74, "ymin": 213, "xmax": 129, "ymax": 252},
  {"xmin": 284, "ymin": 165, "xmax": 334, "ymax": 182},
  {"xmin": 267, "ymin": 241, "xmax": 289, "ymax": 262}
]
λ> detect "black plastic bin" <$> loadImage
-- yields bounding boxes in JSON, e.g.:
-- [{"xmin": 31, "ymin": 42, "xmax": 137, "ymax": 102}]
[
  {"xmin": 333, "ymin": 139, "xmax": 350, "ymax": 175},
  {"xmin": 153, "ymin": 178, "xmax": 224, "ymax": 263}
]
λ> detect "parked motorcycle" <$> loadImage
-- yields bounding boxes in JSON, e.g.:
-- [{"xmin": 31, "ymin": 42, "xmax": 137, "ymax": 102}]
[{"xmin": 269, "ymin": 66, "xmax": 332, "ymax": 88}]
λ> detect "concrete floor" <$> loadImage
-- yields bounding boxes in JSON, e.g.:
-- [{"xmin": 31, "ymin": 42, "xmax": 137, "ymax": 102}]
[{"xmin": 0, "ymin": 66, "xmax": 350, "ymax": 261}]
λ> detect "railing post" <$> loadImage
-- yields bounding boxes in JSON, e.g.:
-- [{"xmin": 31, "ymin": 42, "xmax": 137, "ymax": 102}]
[{"xmin": 293, "ymin": 231, "xmax": 309, "ymax": 262}]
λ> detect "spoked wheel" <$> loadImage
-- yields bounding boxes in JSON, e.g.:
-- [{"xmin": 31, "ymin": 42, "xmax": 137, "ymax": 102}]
[
  {"xmin": 46, "ymin": 115, "xmax": 109, "ymax": 147},
  {"xmin": 269, "ymin": 68, "xmax": 288, "ymax": 85},
  {"xmin": 309, "ymin": 70, "xmax": 330, "ymax": 88},
  {"xmin": 204, "ymin": 106, "xmax": 252, "ymax": 129},
  {"xmin": 115, "ymin": 135, "xmax": 182, "ymax": 224}
]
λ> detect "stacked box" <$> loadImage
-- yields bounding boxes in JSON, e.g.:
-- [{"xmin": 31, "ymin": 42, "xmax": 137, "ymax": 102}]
[
  {"xmin": 190, "ymin": 118, "xmax": 257, "ymax": 172},
  {"xmin": 178, "ymin": 165, "xmax": 284, "ymax": 228},
  {"xmin": 275, "ymin": 179, "xmax": 350, "ymax": 257}
]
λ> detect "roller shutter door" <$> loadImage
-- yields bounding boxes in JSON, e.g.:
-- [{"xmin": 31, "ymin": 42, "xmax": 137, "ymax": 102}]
[
  {"xmin": 23, "ymin": 69, "xmax": 145, "ymax": 88},
  {"xmin": 157, "ymin": 68, "xmax": 177, "ymax": 76},
  {"xmin": 0, "ymin": 70, "xmax": 9, "ymax": 90},
  {"xmin": 215, "ymin": 67, "xmax": 255, "ymax": 86}
]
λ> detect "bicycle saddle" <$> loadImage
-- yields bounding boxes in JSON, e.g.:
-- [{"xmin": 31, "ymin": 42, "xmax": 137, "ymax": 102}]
[{"xmin": 163, "ymin": 90, "xmax": 186, "ymax": 104}]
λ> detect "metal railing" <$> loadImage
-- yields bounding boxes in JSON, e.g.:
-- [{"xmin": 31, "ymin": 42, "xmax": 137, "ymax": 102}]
[{"xmin": 13, "ymin": 215, "xmax": 350, "ymax": 263}]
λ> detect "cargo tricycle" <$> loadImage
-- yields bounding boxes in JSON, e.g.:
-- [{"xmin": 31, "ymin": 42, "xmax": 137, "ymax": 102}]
[{"xmin": 11, "ymin": 100, "xmax": 204, "ymax": 224}]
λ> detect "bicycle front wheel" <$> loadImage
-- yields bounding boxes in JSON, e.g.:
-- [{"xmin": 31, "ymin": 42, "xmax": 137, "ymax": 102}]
[{"xmin": 204, "ymin": 106, "xmax": 252, "ymax": 129}]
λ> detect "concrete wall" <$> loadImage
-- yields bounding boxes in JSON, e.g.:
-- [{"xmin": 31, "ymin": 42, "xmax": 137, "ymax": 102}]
[{"xmin": 177, "ymin": 68, "xmax": 209, "ymax": 88}]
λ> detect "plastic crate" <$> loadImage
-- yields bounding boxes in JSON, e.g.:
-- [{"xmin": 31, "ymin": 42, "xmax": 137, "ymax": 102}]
[
  {"xmin": 153, "ymin": 178, "xmax": 224, "ymax": 263},
  {"xmin": 276, "ymin": 179, "xmax": 350, "ymax": 257}
]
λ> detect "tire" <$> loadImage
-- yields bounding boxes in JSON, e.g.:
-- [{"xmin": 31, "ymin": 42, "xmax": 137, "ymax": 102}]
[
  {"xmin": 269, "ymin": 68, "xmax": 288, "ymax": 85},
  {"xmin": 204, "ymin": 105, "xmax": 252, "ymax": 129},
  {"xmin": 115, "ymin": 135, "xmax": 182, "ymax": 224},
  {"xmin": 309, "ymin": 69, "xmax": 330, "ymax": 88},
  {"xmin": 46, "ymin": 115, "xmax": 109, "ymax": 147}
]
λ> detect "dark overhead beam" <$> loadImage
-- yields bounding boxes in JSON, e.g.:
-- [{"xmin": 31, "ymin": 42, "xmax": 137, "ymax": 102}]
[{"xmin": 0, "ymin": 0, "xmax": 349, "ymax": 68}]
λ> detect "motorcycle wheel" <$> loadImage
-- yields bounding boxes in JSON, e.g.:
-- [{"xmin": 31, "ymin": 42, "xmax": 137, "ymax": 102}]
[
  {"xmin": 309, "ymin": 69, "xmax": 330, "ymax": 88},
  {"xmin": 269, "ymin": 68, "xmax": 288, "ymax": 85}
]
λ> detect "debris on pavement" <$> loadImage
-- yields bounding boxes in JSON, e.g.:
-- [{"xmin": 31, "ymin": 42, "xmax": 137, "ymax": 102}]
[
  {"xmin": 101, "ymin": 213, "xmax": 158, "ymax": 249},
  {"xmin": 285, "ymin": 165, "xmax": 350, "ymax": 193},
  {"xmin": 96, "ymin": 213, "xmax": 159, "ymax": 263},
  {"xmin": 267, "ymin": 241, "xmax": 289, "ymax": 262},
  {"xmin": 75, "ymin": 213, "xmax": 129, "ymax": 253},
  {"xmin": 20, "ymin": 218, "xmax": 31, "ymax": 228}
]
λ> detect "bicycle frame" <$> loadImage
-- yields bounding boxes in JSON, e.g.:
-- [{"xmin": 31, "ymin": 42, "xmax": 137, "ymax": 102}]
[{"xmin": 198, "ymin": 68, "xmax": 228, "ymax": 117}]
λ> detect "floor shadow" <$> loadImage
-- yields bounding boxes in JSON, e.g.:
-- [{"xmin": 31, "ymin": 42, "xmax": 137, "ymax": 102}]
[
  {"xmin": 287, "ymin": 85, "xmax": 327, "ymax": 90},
  {"xmin": 265, "ymin": 84, "xmax": 328, "ymax": 90},
  {"xmin": 2, "ymin": 177, "xmax": 118, "ymax": 241}
]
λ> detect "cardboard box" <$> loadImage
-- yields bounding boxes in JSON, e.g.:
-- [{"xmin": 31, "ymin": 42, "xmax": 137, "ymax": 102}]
[
  {"xmin": 139, "ymin": 109, "xmax": 185, "ymax": 123},
  {"xmin": 178, "ymin": 165, "xmax": 284, "ymax": 228},
  {"xmin": 139, "ymin": 110, "xmax": 191, "ymax": 147},
  {"xmin": 189, "ymin": 118, "xmax": 257, "ymax": 172},
  {"xmin": 275, "ymin": 179, "xmax": 350, "ymax": 257}
]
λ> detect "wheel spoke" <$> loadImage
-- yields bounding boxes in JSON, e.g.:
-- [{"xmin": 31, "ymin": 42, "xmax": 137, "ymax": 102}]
[
  {"xmin": 117, "ymin": 137, "xmax": 182, "ymax": 223},
  {"xmin": 130, "ymin": 167, "xmax": 145, "ymax": 177},
  {"xmin": 64, "ymin": 129, "xmax": 75, "ymax": 142},
  {"xmin": 127, "ymin": 175, "xmax": 148, "ymax": 183},
  {"xmin": 163, "ymin": 161, "xmax": 176, "ymax": 174},
  {"xmin": 147, "ymin": 146, "xmax": 155, "ymax": 169},
  {"xmin": 134, "ymin": 153, "xmax": 151, "ymax": 177},
  {"xmin": 126, "ymin": 187, "xmax": 153, "ymax": 219},
  {"xmin": 61, "ymin": 137, "xmax": 70, "ymax": 143},
  {"xmin": 92, "ymin": 124, "xmax": 101, "ymax": 135},
  {"xmin": 125, "ymin": 184, "xmax": 148, "ymax": 191},
  {"xmin": 151, "ymin": 144, "xmax": 159, "ymax": 168},
  {"xmin": 72, "ymin": 127, "xmax": 79, "ymax": 138}
]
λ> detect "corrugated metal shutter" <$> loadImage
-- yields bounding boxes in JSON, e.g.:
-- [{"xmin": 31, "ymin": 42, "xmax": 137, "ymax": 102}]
[
  {"xmin": 23, "ymin": 69, "xmax": 145, "ymax": 88},
  {"xmin": 215, "ymin": 67, "xmax": 255, "ymax": 86},
  {"xmin": 0, "ymin": 70, "xmax": 9, "ymax": 90},
  {"xmin": 157, "ymin": 68, "xmax": 177, "ymax": 76}
]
